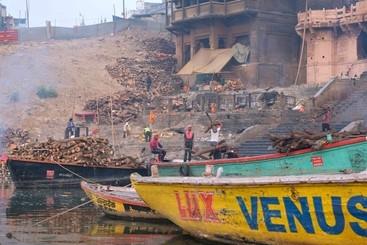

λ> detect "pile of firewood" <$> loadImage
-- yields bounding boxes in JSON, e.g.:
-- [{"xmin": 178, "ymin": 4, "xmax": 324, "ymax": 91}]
[
  {"xmin": 10, "ymin": 137, "xmax": 145, "ymax": 168},
  {"xmin": 85, "ymin": 35, "xmax": 178, "ymax": 125},
  {"xmin": 270, "ymin": 130, "xmax": 366, "ymax": 153},
  {"xmin": 84, "ymin": 90, "xmax": 146, "ymax": 124},
  {"xmin": 142, "ymin": 37, "xmax": 175, "ymax": 54},
  {"xmin": 209, "ymin": 80, "xmax": 245, "ymax": 92},
  {"xmin": 224, "ymin": 80, "xmax": 245, "ymax": 91},
  {"xmin": 0, "ymin": 128, "xmax": 31, "ymax": 148},
  {"xmin": 105, "ymin": 54, "xmax": 176, "ymax": 95}
]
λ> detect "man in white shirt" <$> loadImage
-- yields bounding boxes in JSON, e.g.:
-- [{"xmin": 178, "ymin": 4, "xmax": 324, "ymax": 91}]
[{"xmin": 205, "ymin": 121, "xmax": 222, "ymax": 159}]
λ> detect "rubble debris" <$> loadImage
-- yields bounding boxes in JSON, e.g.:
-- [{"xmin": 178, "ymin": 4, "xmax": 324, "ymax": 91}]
[
  {"xmin": 10, "ymin": 137, "xmax": 145, "ymax": 168},
  {"xmin": 270, "ymin": 130, "xmax": 366, "ymax": 153},
  {"xmin": 0, "ymin": 128, "xmax": 31, "ymax": 149}
]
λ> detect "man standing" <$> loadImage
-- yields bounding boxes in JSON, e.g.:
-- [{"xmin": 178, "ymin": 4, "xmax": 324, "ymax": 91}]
[
  {"xmin": 184, "ymin": 125, "xmax": 194, "ymax": 162},
  {"xmin": 65, "ymin": 118, "xmax": 75, "ymax": 139},
  {"xmin": 322, "ymin": 107, "xmax": 332, "ymax": 132},
  {"xmin": 146, "ymin": 75, "xmax": 152, "ymax": 91},
  {"xmin": 205, "ymin": 121, "xmax": 222, "ymax": 159},
  {"xmin": 123, "ymin": 122, "xmax": 131, "ymax": 138},
  {"xmin": 144, "ymin": 126, "xmax": 152, "ymax": 142},
  {"xmin": 150, "ymin": 134, "xmax": 166, "ymax": 162}
]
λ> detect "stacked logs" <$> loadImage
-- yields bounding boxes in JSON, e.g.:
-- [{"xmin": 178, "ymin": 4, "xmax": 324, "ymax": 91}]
[
  {"xmin": 0, "ymin": 128, "xmax": 31, "ymax": 148},
  {"xmin": 105, "ymin": 54, "xmax": 176, "ymax": 95},
  {"xmin": 10, "ymin": 137, "xmax": 145, "ymax": 168},
  {"xmin": 142, "ymin": 37, "xmax": 175, "ymax": 54},
  {"xmin": 84, "ymin": 90, "xmax": 145, "ymax": 124},
  {"xmin": 270, "ymin": 130, "xmax": 366, "ymax": 153},
  {"xmin": 85, "ymin": 35, "xmax": 178, "ymax": 125},
  {"xmin": 224, "ymin": 80, "xmax": 246, "ymax": 91}
]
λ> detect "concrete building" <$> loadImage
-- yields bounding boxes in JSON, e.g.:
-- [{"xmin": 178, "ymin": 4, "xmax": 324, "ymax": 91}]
[
  {"xmin": 166, "ymin": 0, "xmax": 302, "ymax": 87},
  {"xmin": 0, "ymin": 4, "xmax": 6, "ymax": 17},
  {"xmin": 0, "ymin": 4, "xmax": 7, "ymax": 31},
  {"xmin": 166, "ymin": 0, "xmax": 367, "ymax": 87},
  {"xmin": 296, "ymin": 0, "xmax": 367, "ymax": 84},
  {"xmin": 132, "ymin": 1, "xmax": 168, "ymax": 25}
]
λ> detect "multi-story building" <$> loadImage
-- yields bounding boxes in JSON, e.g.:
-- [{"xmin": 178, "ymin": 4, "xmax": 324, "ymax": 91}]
[
  {"xmin": 296, "ymin": 0, "xmax": 367, "ymax": 84},
  {"xmin": 0, "ymin": 4, "xmax": 7, "ymax": 31},
  {"xmin": 166, "ymin": 0, "xmax": 302, "ymax": 87},
  {"xmin": 166, "ymin": 0, "xmax": 364, "ymax": 87},
  {"xmin": 0, "ymin": 4, "xmax": 6, "ymax": 17}
]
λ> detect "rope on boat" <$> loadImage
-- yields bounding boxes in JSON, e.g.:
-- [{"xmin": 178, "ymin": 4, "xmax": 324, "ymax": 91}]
[
  {"xmin": 5, "ymin": 199, "xmax": 92, "ymax": 242},
  {"xmin": 5, "ymin": 180, "xmax": 132, "ymax": 241},
  {"xmin": 54, "ymin": 161, "xmax": 96, "ymax": 184},
  {"xmin": 32, "ymin": 200, "xmax": 93, "ymax": 227}
]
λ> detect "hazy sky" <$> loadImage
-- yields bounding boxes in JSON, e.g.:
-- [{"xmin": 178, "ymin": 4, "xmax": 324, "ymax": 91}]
[{"xmin": 1, "ymin": 0, "xmax": 162, "ymax": 27}]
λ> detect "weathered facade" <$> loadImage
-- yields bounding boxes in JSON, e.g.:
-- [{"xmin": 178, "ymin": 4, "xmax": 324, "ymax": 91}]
[
  {"xmin": 167, "ymin": 0, "xmax": 302, "ymax": 87},
  {"xmin": 166, "ymin": 0, "xmax": 366, "ymax": 87},
  {"xmin": 297, "ymin": 0, "xmax": 367, "ymax": 84}
]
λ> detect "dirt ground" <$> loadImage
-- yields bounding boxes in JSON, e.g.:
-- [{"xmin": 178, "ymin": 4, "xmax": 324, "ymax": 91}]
[{"xmin": 0, "ymin": 28, "xmax": 170, "ymax": 141}]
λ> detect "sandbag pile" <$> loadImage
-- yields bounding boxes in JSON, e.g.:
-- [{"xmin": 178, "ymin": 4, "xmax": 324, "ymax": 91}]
[
  {"xmin": 0, "ymin": 128, "xmax": 31, "ymax": 148},
  {"xmin": 10, "ymin": 137, "xmax": 145, "ymax": 168},
  {"xmin": 270, "ymin": 130, "xmax": 366, "ymax": 153}
]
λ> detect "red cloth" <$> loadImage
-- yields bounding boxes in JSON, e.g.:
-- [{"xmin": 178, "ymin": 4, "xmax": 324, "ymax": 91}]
[
  {"xmin": 150, "ymin": 138, "xmax": 160, "ymax": 151},
  {"xmin": 0, "ymin": 153, "xmax": 8, "ymax": 164},
  {"xmin": 184, "ymin": 130, "xmax": 194, "ymax": 141},
  {"xmin": 0, "ymin": 153, "xmax": 8, "ymax": 161}
]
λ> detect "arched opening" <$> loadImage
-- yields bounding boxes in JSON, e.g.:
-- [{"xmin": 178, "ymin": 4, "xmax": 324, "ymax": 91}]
[{"xmin": 357, "ymin": 31, "xmax": 367, "ymax": 60}]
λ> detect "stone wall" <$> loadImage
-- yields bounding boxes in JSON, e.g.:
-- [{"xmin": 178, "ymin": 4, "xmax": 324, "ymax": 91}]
[{"xmin": 17, "ymin": 19, "xmax": 163, "ymax": 42}]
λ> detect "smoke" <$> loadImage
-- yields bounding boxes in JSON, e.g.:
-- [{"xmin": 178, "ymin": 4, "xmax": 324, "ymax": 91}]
[{"xmin": 0, "ymin": 43, "xmax": 58, "ymax": 149}]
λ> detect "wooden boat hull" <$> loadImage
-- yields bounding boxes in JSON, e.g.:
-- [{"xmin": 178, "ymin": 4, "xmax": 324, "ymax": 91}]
[
  {"xmin": 157, "ymin": 137, "xmax": 367, "ymax": 177},
  {"xmin": 132, "ymin": 172, "xmax": 367, "ymax": 245},
  {"xmin": 81, "ymin": 181, "xmax": 164, "ymax": 220},
  {"xmin": 7, "ymin": 158, "xmax": 148, "ymax": 188}
]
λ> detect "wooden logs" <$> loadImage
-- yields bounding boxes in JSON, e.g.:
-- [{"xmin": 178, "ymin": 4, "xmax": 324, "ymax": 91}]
[
  {"xmin": 10, "ymin": 137, "xmax": 145, "ymax": 168},
  {"xmin": 270, "ymin": 130, "xmax": 367, "ymax": 153}
]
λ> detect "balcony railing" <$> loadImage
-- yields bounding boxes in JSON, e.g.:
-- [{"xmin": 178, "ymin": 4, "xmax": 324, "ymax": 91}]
[
  {"xmin": 170, "ymin": 0, "xmax": 251, "ymax": 24},
  {"xmin": 296, "ymin": 1, "xmax": 367, "ymax": 30}
]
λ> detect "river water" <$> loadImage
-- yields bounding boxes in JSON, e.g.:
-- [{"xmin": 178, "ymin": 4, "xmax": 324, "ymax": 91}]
[{"xmin": 0, "ymin": 185, "xmax": 212, "ymax": 245}]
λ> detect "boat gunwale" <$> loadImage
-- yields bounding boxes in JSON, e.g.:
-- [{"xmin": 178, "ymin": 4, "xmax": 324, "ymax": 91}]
[
  {"xmin": 131, "ymin": 170, "xmax": 367, "ymax": 186},
  {"xmin": 7, "ymin": 157, "xmax": 147, "ymax": 170},
  {"xmin": 81, "ymin": 181, "xmax": 148, "ymax": 207},
  {"xmin": 155, "ymin": 136, "xmax": 367, "ymax": 168}
]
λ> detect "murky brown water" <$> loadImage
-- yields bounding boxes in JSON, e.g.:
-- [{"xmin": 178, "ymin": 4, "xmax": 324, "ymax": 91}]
[{"xmin": 0, "ymin": 185, "xmax": 211, "ymax": 245}]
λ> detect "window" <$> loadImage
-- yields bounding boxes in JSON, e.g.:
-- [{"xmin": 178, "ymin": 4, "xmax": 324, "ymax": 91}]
[
  {"xmin": 198, "ymin": 37, "xmax": 210, "ymax": 49},
  {"xmin": 184, "ymin": 44, "xmax": 191, "ymax": 65},
  {"xmin": 357, "ymin": 31, "xmax": 367, "ymax": 60},
  {"xmin": 218, "ymin": 37, "xmax": 226, "ymax": 49}
]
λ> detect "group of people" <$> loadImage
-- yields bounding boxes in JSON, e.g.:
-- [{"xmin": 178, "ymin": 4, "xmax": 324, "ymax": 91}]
[{"xmin": 147, "ymin": 120, "xmax": 223, "ymax": 163}]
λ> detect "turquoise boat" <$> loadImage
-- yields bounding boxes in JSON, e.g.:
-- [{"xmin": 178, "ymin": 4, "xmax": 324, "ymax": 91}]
[{"xmin": 155, "ymin": 137, "xmax": 367, "ymax": 177}]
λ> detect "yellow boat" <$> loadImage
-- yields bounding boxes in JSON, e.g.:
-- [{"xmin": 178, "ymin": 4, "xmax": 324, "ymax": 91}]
[
  {"xmin": 131, "ymin": 171, "xmax": 367, "ymax": 245},
  {"xmin": 81, "ymin": 181, "xmax": 164, "ymax": 220}
]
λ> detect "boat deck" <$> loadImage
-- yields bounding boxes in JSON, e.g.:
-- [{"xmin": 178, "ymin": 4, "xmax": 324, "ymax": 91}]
[{"xmin": 132, "ymin": 170, "xmax": 367, "ymax": 185}]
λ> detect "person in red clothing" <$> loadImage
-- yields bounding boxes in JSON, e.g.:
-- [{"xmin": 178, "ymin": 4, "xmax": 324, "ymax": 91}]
[
  {"xmin": 183, "ymin": 125, "xmax": 194, "ymax": 162},
  {"xmin": 150, "ymin": 134, "xmax": 166, "ymax": 162}
]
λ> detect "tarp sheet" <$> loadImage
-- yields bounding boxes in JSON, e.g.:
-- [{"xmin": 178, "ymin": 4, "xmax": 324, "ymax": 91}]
[{"xmin": 177, "ymin": 48, "xmax": 234, "ymax": 75}]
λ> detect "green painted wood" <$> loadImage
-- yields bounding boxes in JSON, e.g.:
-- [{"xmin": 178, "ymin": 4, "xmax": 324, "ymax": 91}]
[{"xmin": 158, "ymin": 140, "xmax": 367, "ymax": 177}]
